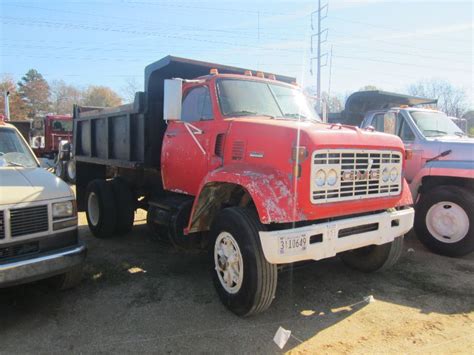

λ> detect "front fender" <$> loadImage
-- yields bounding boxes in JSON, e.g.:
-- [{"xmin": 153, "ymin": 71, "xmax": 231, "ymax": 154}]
[
  {"xmin": 410, "ymin": 161, "xmax": 474, "ymax": 201},
  {"xmin": 188, "ymin": 164, "xmax": 295, "ymax": 232}
]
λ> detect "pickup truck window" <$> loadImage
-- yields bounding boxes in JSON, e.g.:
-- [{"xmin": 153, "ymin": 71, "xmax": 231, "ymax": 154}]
[
  {"xmin": 409, "ymin": 111, "xmax": 463, "ymax": 137},
  {"xmin": 217, "ymin": 79, "xmax": 320, "ymax": 121},
  {"xmin": 0, "ymin": 128, "xmax": 38, "ymax": 168},
  {"xmin": 182, "ymin": 86, "xmax": 213, "ymax": 122}
]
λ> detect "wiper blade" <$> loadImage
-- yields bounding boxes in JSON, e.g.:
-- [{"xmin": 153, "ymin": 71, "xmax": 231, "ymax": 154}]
[
  {"xmin": 7, "ymin": 161, "xmax": 26, "ymax": 167},
  {"xmin": 283, "ymin": 113, "xmax": 308, "ymax": 119},
  {"xmin": 227, "ymin": 111, "xmax": 275, "ymax": 118}
]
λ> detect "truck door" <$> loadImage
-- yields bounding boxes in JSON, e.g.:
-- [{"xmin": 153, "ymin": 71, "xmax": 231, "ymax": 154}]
[
  {"xmin": 161, "ymin": 85, "xmax": 214, "ymax": 195},
  {"xmin": 370, "ymin": 112, "xmax": 419, "ymax": 183}
]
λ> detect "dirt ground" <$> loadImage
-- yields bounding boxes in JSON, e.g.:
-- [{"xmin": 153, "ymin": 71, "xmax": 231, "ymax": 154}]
[{"xmin": 1, "ymin": 209, "xmax": 473, "ymax": 354}]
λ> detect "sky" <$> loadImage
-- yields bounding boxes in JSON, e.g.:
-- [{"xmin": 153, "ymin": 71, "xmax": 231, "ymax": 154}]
[{"xmin": 1, "ymin": 0, "xmax": 473, "ymax": 105}]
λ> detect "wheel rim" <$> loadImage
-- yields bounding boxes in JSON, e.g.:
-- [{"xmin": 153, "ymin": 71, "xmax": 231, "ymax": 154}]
[
  {"xmin": 426, "ymin": 201, "xmax": 469, "ymax": 244},
  {"xmin": 87, "ymin": 192, "xmax": 100, "ymax": 227},
  {"xmin": 214, "ymin": 232, "xmax": 244, "ymax": 294},
  {"xmin": 55, "ymin": 162, "xmax": 62, "ymax": 177},
  {"xmin": 67, "ymin": 160, "xmax": 76, "ymax": 180}
]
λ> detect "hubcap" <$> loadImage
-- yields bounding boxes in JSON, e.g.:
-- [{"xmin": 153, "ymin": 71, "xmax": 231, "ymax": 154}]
[
  {"xmin": 67, "ymin": 160, "xmax": 76, "ymax": 180},
  {"xmin": 214, "ymin": 232, "xmax": 244, "ymax": 294},
  {"xmin": 426, "ymin": 201, "xmax": 469, "ymax": 244},
  {"xmin": 55, "ymin": 163, "xmax": 62, "ymax": 177},
  {"xmin": 87, "ymin": 192, "xmax": 100, "ymax": 227}
]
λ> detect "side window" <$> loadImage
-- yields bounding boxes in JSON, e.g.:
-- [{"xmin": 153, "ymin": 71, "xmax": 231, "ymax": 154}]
[
  {"xmin": 181, "ymin": 86, "xmax": 213, "ymax": 122},
  {"xmin": 398, "ymin": 117, "xmax": 415, "ymax": 141},
  {"xmin": 371, "ymin": 114, "xmax": 385, "ymax": 132}
]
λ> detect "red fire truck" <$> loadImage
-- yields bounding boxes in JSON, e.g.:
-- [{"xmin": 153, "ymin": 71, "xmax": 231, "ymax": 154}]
[{"xmin": 30, "ymin": 114, "xmax": 75, "ymax": 181}]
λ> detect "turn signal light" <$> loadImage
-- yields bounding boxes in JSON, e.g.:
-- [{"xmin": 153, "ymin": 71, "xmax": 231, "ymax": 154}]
[
  {"xmin": 244, "ymin": 70, "xmax": 253, "ymax": 76},
  {"xmin": 210, "ymin": 68, "xmax": 219, "ymax": 75},
  {"xmin": 405, "ymin": 149, "xmax": 413, "ymax": 160}
]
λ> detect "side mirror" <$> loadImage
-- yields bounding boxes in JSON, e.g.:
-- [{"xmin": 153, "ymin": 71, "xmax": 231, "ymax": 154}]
[
  {"xmin": 163, "ymin": 79, "xmax": 183, "ymax": 121},
  {"xmin": 383, "ymin": 112, "xmax": 397, "ymax": 135}
]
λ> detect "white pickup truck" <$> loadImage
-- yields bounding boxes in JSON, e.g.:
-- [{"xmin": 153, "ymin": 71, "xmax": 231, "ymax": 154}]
[{"xmin": 0, "ymin": 119, "xmax": 86, "ymax": 289}]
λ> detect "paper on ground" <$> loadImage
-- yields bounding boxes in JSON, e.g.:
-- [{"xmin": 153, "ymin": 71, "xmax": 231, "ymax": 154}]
[{"xmin": 274, "ymin": 326, "xmax": 292, "ymax": 349}]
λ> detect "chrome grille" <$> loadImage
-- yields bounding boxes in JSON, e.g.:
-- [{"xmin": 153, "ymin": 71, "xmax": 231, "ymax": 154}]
[
  {"xmin": 10, "ymin": 205, "xmax": 49, "ymax": 237},
  {"xmin": 311, "ymin": 149, "xmax": 402, "ymax": 203},
  {"xmin": 0, "ymin": 211, "xmax": 4, "ymax": 239}
]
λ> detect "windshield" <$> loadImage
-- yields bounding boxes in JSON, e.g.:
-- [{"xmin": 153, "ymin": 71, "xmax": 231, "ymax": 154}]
[
  {"xmin": 217, "ymin": 79, "xmax": 321, "ymax": 121},
  {"xmin": 410, "ymin": 111, "xmax": 464, "ymax": 137},
  {"xmin": 52, "ymin": 119, "xmax": 73, "ymax": 132},
  {"xmin": 0, "ymin": 127, "xmax": 38, "ymax": 168}
]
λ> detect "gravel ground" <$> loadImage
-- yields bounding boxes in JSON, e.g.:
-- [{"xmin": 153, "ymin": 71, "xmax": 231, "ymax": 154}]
[{"xmin": 1, "ymin": 210, "xmax": 473, "ymax": 354}]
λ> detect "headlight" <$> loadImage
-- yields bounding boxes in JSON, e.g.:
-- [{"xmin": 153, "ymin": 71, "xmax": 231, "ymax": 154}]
[
  {"xmin": 52, "ymin": 201, "xmax": 75, "ymax": 219},
  {"xmin": 382, "ymin": 168, "xmax": 389, "ymax": 183},
  {"xmin": 327, "ymin": 169, "xmax": 338, "ymax": 186},
  {"xmin": 390, "ymin": 167, "xmax": 398, "ymax": 182},
  {"xmin": 315, "ymin": 169, "xmax": 326, "ymax": 187}
]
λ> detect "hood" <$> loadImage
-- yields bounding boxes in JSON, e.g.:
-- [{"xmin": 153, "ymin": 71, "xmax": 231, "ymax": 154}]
[
  {"xmin": 0, "ymin": 167, "xmax": 73, "ymax": 206},
  {"xmin": 424, "ymin": 136, "xmax": 474, "ymax": 162},
  {"xmin": 228, "ymin": 117, "xmax": 404, "ymax": 151}
]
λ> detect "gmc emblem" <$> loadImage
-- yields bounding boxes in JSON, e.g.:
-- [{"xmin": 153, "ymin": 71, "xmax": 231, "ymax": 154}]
[{"xmin": 342, "ymin": 169, "xmax": 380, "ymax": 182}]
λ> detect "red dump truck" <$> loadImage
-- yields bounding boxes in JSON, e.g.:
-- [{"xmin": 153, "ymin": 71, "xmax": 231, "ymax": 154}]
[{"xmin": 74, "ymin": 56, "xmax": 414, "ymax": 316}]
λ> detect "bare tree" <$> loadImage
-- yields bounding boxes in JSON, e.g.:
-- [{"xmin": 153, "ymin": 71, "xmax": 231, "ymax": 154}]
[
  {"xmin": 407, "ymin": 79, "xmax": 468, "ymax": 117},
  {"xmin": 120, "ymin": 77, "xmax": 142, "ymax": 103},
  {"xmin": 50, "ymin": 80, "xmax": 82, "ymax": 115}
]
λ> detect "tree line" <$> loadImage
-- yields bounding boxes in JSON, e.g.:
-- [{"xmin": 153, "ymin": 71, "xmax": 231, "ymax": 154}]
[{"xmin": 0, "ymin": 69, "xmax": 124, "ymax": 120}]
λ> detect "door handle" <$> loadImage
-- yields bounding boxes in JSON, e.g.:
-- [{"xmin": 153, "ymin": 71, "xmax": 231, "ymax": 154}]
[{"xmin": 166, "ymin": 132, "xmax": 177, "ymax": 137}]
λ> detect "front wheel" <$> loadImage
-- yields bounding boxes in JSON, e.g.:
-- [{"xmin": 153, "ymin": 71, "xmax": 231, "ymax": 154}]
[
  {"xmin": 85, "ymin": 179, "xmax": 117, "ymax": 238},
  {"xmin": 415, "ymin": 186, "xmax": 474, "ymax": 257},
  {"xmin": 210, "ymin": 207, "xmax": 277, "ymax": 317},
  {"xmin": 66, "ymin": 159, "xmax": 76, "ymax": 184},
  {"xmin": 339, "ymin": 236, "xmax": 404, "ymax": 272}
]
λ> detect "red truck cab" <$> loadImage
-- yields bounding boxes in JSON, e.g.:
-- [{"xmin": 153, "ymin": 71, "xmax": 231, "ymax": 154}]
[
  {"xmin": 74, "ymin": 56, "xmax": 414, "ymax": 316},
  {"xmin": 30, "ymin": 114, "xmax": 72, "ymax": 159}
]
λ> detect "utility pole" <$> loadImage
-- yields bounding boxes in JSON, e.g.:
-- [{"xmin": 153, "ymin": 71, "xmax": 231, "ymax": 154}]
[
  {"xmin": 310, "ymin": 0, "xmax": 328, "ymax": 111},
  {"xmin": 328, "ymin": 45, "xmax": 333, "ymax": 98},
  {"xmin": 3, "ymin": 91, "xmax": 10, "ymax": 121}
]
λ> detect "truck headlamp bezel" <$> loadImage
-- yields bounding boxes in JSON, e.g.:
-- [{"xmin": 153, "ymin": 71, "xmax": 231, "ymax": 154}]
[{"xmin": 315, "ymin": 169, "xmax": 326, "ymax": 187}]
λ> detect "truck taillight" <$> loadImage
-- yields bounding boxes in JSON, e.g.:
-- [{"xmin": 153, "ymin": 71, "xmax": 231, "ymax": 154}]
[
  {"xmin": 256, "ymin": 72, "xmax": 264, "ymax": 78},
  {"xmin": 210, "ymin": 68, "xmax": 219, "ymax": 75},
  {"xmin": 292, "ymin": 146, "xmax": 308, "ymax": 162},
  {"xmin": 244, "ymin": 70, "xmax": 253, "ymax": 76}
]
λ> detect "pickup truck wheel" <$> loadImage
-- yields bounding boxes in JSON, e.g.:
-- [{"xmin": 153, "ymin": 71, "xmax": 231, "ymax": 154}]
[
  {"xmin": 49, "ymin": 266, "xmax": 83, "ymax": 290},
  {"xmin": 66, "ymin": 160, "xmax": 76, "ymax": 184},
  {"xmin": 55, "ymin": 161, "xmax": 65, "ymax": 180},
  {"xmin": 111, "ymin": 178, "xmax": 135, "ymax": 234},
  {"xmin": 340, "ymin": 236, "xmax": 404, "ymax": 272},
  {"xmin": 86, "ymin": 179, "xmax": 117, "ymax": 238},
  {"xmin": 415, "ymin": 186, "xmax": 474, "ymax": 257},
  {"xmin": 210, "ymin": 207, "xmax": 277, "ymax": 317}
]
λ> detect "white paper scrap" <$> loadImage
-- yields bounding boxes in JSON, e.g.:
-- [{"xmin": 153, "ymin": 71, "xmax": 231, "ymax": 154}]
[
  {"xmin": 273, "ymin": 326, "xmax": 292, "ymax": 349},
  {"xmin": 364, "ymin": 295, "xmax": 375, "ymax": 303}
]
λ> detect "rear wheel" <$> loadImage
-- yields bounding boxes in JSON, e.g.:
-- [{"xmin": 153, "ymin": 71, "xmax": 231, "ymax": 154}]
[
  {"xmin": 340, "ymin": 236, "xmax": 404, "ymax": 272},
  {"xmin": 86, "ymin": 179, "xmax": 117, "ymax": 238},
  {"xmin": 111, "ymin": 178, "xmax": 135, "ymax": 234},
  {"xmin": 210, "ymin": 207, "xmax": 277, "ymax": 317},
  {"xmin": 415, "ymin": 186, "xmax": 474, "ymax": 257}
]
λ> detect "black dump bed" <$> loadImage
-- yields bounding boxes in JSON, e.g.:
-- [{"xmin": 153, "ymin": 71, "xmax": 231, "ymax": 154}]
[
  {"xmin": 74, "ymin": 55, "xmax": 295, "ymax": 169},
  {"xmin": 328, "ymin": 90, "xmax": 437, "ymax": 126}
]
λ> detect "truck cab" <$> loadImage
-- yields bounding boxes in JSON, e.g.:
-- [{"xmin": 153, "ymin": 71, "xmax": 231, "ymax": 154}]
[
  {"xmin": 361, "ymin": 107, "xmax": 474, "ymax": 256},
  {"xmin": 74, "ymin": 56, "xmax": 414, "ymax": 316},
  {"xmin": 0, "ymin": 118, "xmax": 85, "ymax": 289}
]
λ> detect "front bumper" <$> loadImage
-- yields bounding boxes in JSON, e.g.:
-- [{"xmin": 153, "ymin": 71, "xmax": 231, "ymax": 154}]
[
  {"xmin": 259, "ymin": 208, "xmax": 414, "ymax": 264},
  {"xmin": 0, "ymin": 242, "xmax": 86, "ymax": 288}
]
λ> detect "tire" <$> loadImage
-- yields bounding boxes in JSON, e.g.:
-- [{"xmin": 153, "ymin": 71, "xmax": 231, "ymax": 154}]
[
  {"xmin": 55, "ymin": 161, "xmax": 66, "ymax": 180},
  {"xmin": 66, "ymin": 159, "xmax": 76, "ymax": 184},
  {"xmin": 85, "ymin": 179, "xmax": 117, "ymax": 238},
  {"xmin": 111, "ymin": 178, "xmax": 135, "ymax": 234},
  {"xmin": 49, "ymin": 266, "xmax": 83, "ymax": 290},
  {"xmin": 415, "ymin": 185, "xmax": 474, "ymax": 257},
  {"xmin": 210, "ymin": 207, "xmax": 277, "ymax": 317},
  {"xmin": 340, "ymin": 236, "xmax": 404, "ymax": 272}
]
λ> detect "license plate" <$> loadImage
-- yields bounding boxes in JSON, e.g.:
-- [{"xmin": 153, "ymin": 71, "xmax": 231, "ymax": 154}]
[{"xmin": 279, "ymin": 235, "xmax": 308, "ymax": 255}]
